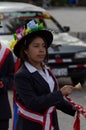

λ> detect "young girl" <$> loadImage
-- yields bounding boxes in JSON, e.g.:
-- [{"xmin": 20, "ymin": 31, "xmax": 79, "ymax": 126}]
[{"xmin": 12, "ymin": 20, "xmax": 76, "ymax": 130}]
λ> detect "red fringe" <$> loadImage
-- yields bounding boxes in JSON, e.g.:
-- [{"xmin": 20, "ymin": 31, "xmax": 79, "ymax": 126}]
[{"xmin": 73, "ymin": 112, "xmax": 80, "ymax": 130}]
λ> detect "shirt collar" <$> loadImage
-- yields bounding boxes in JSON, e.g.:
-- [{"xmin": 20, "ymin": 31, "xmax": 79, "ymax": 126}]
[
  {"xmin": 24, "ymin": 61, "xmax": 49, "ymax": 73},
  {"xmin": 24, "ymin": 61, "xmax": 37, "ymax": 73}
]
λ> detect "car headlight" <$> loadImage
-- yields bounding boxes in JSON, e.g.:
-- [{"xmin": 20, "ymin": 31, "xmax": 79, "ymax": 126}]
[{"xmin": 75, "ymin": 52, "xmax": 86, "ymax": 58}]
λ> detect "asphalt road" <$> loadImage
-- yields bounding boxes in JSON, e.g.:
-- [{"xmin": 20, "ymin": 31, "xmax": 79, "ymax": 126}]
[
  {"xmin": 48, "ymin": 7, "xmax": 86, "ymax": 32},
  {"xmin": 8, "ymin": 7, "xmax": 86, "ymax": 130}
]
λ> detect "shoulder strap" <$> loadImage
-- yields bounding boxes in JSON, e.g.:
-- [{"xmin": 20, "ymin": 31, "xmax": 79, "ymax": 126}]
[{"xmin": 0, "ymin": 46, "xmax": 10, "ymax": 67}]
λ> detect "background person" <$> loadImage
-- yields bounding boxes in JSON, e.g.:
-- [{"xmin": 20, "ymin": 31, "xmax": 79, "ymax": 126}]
[
  {"xmin": 42, "ymin": 0, "xmax": 52, "ymax": 8},
  {"xmin": 0, "ymin": 42, "xmax": 14, "ymax": 130},
  {"xmin": 12, "ymin": 57, "xmax": 20, "ymax": 130},
  {"xmin": 12, "ymin": 20, "xmax": 76, "ymax": 130},
  {"xmin": 69, "ymin": 0, "xmax": 76, "ymax": 6}
]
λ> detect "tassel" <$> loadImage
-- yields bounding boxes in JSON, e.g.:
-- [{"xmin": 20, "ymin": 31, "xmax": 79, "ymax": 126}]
[{"xmin": 73, "ymin": 112, "xmax": 80, "ymax": 130}]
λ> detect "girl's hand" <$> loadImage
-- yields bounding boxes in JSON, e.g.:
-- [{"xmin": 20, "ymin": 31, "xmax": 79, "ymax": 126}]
[{"xmin": 60, "ymin": 85, "xmax": 74, "ymax": 96}]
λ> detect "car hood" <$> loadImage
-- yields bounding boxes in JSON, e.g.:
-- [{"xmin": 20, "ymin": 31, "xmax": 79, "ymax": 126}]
[
  {"xmin": 53, "ymin": 32, "xmax": 86, "ymax": 46},
  {"xmin": 49, "ymin": 32, "xmax": 86, "ymax": 53}
]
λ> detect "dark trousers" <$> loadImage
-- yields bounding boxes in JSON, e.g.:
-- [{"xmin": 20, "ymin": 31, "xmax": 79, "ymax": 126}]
[{"xmin": 0, "ymin": 119, "xmax": 9, "ymax": 130}]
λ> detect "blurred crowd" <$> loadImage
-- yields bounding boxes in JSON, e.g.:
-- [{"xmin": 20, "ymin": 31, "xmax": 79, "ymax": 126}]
[{"xmin": 28, "ymin": 0, "xmax": 77, "ymax": 8}]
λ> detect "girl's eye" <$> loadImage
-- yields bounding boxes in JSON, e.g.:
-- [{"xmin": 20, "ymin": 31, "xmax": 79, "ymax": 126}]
[
  {"xmin": 33, "ymin": 43, "xmax": 46, "ymax": 48},
  {"xmin": 34, "ymin": 45, "xmax": 39, "ymax": 47},
  {"xmin": 43, "ymin": 45, "xmax": 46, "ymax": 48},
  {"xmin": 33, "ymin": 45, "xmax": 46, "ymax": 47}
]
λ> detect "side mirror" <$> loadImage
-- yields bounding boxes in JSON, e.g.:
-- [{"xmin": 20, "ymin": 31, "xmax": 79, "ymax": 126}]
[
  {"xmin": 0, "ymin": 21, "xmax": 2, "ymax": 28},
  {"xmin": 63, "ymin": 26, "xmax": 70, "ymax": 32}
]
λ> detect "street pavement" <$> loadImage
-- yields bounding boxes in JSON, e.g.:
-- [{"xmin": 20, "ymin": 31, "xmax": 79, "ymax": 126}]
[
  {"xmin": 48, "ymin": 7, "xmax": 86, "ymax": 33},
  {"xmin": 8, "ymin": 7, "xmax": 86, "ymax": 130}
]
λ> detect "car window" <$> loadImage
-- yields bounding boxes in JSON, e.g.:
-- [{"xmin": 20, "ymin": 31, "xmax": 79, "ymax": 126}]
[{"xmin": 0, "ymin": 11, "xmax": 63, "ymax": 35}]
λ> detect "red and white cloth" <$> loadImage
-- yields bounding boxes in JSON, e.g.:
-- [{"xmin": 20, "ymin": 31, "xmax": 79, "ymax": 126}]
[
  {"xmin": 0, "ymin": 44, "xmax": 10, "ymax": 68},
  {"xmin": 73, "ymin": 112, "xmax": 80, "ymax": 130},
  {"xmin": 16, "ymin": 101, "xmax": 55, "ymax": 130},
  {"xmin": 66, "ymin": 96, "xmax": 86, "ymax": 130}
]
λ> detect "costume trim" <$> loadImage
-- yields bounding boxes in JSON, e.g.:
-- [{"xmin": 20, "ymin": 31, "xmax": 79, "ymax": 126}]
[
  {"xmin": 16, "ymin": 101, "xmax": 55, "ymax": 130},
  {"xmin": 0, "ymin": 45, "xmax": 10, "ymax": 67}
]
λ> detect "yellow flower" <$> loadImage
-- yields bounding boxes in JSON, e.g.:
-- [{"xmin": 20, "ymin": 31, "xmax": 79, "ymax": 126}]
[{"xmin": 10, "ymin": 40, "xmax": 18, "ymax": 50}]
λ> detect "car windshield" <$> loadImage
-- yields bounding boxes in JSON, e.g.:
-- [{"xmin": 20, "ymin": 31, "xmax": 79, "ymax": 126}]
[{"xmin": 0, "ymin": 11, "xmax": 64, "ymax": 35}]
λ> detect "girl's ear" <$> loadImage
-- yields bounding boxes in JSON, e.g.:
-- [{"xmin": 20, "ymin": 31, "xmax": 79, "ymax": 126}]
[{"xmin": 24, "ymin": 50, "xmax": 28, "ymax": 55}]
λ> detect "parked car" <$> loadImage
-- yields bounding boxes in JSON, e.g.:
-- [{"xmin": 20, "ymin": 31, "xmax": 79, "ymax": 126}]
[{"xmin": 0, "ymin": 2, "xmax": 86, "ymax": 85}]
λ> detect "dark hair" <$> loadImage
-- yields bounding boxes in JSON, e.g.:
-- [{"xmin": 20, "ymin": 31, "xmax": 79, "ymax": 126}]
[{"xmin": 19, "ymin": 34, "xmax": 49, "ymax": 66}]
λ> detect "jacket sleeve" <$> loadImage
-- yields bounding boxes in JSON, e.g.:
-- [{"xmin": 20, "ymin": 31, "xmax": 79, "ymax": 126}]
[
  {"xmin": 1, "ymin": 51, "xmax": 15, "ymax": 90},
  {"xmin": 56, "ymin": 97, "xmax": 76, "ymax": 116}
]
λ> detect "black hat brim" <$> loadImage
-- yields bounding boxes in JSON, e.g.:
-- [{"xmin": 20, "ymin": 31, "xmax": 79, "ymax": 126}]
[{"xmin": 13, "ymin": 30, "xmax": 53, "ymax": 58}]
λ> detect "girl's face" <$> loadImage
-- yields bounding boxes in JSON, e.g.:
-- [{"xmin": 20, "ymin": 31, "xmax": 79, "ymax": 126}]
[{"xmin": 25, "ymin": 37, "xmax": 47, "ymax": 66}]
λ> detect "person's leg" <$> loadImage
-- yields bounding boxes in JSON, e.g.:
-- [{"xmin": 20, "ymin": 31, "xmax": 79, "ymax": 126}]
[{"xmin": 0, "ymin": 119, "xmax": 9, "ymax": 130}]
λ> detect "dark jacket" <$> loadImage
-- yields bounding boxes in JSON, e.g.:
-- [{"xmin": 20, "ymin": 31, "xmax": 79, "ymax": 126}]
[
  {"xmin": 0, "ymin": 50, "xmax": 14, "ymax": 119},
  {"xmin": 15, "ymin": 65, "xmax": 76, "ymax": 130}
]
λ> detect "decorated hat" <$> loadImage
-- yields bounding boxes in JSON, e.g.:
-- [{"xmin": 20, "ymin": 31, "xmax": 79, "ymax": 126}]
[{"xmin": 10, "ymin": 20, "xmax": 53, "ymax": 58}]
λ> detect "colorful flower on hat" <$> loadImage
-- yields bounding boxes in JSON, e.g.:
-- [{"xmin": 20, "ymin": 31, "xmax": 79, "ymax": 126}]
[{"xmin": 10, "ymin": 20, "xmax": 44, "ymax": 50}]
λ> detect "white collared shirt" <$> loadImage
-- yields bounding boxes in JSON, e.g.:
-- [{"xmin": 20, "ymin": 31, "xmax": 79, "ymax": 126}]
[{"xmin": 24, "ymin": 61, "xmax": 54, "ymax": 92}]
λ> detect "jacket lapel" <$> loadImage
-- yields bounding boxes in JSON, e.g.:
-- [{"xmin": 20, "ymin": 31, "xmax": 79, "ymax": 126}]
[
  {"xmin": 48, "ymin": 69, "xmax": 59, "ymax": 91},
  {"xmin": 23, "ymin": 65, "xmax": 57, "ymax": 93},
  {"xmin": 31, "ymin": 71, "xmax": 51, "ymax": 93}
]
